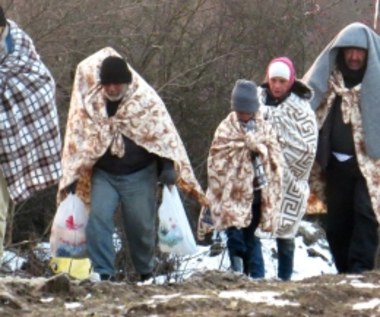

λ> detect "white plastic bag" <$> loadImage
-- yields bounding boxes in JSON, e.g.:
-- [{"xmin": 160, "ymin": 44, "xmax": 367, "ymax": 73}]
[
  {"xmin": 50, "ymin": 193, "xmax": 89, "ymax": 258},
  {"xmin": 158, "ymin": 185, "xmax": 197, "ymax": 255}
]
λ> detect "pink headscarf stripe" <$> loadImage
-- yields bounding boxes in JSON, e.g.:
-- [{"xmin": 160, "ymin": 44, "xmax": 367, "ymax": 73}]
[{"xmin": 266, "ymin": 56, "xmax": 296, "ymax": 89}]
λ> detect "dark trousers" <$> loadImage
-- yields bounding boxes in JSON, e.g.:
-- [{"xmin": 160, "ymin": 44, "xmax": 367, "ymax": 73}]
[
  {"xmin": 276, "ymin": 238, "xmax": 295, "ymax": 280},
  {"xmin": 226, "ymin": 194, "xmax": 264, "ymax": 278},
  {"xmin": 325, "ymin": 156, "xmax": 378, "ymax": 274}
]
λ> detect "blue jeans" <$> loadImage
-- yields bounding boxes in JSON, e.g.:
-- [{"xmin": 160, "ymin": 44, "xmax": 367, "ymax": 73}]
[
  {"xmin": 86, "ymin": 164, "xmax": 157, "ymax": 276},
  {"xmin": 226, "ymin": 227, "xmax": 265, "ymax": 278},
  {"xmin": 276, "ymin": 238, "xmax": 295, "ymax": 281},
  {"xmin": 226, "ymin": 198, "xmax": 265, "ymax": 279}
]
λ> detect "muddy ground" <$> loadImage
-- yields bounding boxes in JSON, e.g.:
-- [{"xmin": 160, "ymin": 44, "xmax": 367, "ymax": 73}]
[{"xmin": 1, "ymin": 270, "xmax": 380, "ymax": 316}]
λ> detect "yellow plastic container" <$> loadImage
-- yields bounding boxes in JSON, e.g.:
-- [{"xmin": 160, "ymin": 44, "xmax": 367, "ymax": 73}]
[{"xmin": 49, "ymin": 257, "xmax": 92, "ymax": 280}]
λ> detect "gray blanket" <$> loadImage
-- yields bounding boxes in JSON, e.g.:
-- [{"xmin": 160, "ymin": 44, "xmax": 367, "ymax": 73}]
[{"xmin": 303, "ymin": 22, "xmax": 380, "ymax": 159}]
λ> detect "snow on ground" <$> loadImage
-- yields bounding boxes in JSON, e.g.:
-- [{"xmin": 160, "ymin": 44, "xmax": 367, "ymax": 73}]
[
  {"xmin": 173, "ymin": 220, "xmax": 337, "ymax": 281},
  {"xmin": 1, "ymin": 220, "xmax": 337, "ymax": 281}
]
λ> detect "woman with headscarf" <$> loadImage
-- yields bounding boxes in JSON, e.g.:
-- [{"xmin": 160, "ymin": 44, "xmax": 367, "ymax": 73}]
[{"xmin": 256, "ymin": 57, "xmax": 318, "ymax": 280}]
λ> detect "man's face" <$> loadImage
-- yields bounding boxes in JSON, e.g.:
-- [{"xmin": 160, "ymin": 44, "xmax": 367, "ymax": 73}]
[
  {"xmin": 236, "ymin": 111, "xmax": 254, "ymax": 123},
  {"xmin": 102, "ymin": 83, "xmax": 128, "ymax": 101},
  {"xmin": 268, "ymin": 77, "xmax": 290, "ymax": 99},
  {"xmin": 343, "ymin": 48, "xmax": 367, "ymax": 71}
]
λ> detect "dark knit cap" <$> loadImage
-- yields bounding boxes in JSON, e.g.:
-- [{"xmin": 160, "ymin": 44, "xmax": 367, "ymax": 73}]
[
  {"xmin": 100, "ymin": 56, "xmax": 132, "ymax": 85},
  {"xmin": 231, "ymin": 79, "xmax": 260, "ymax": 113},
  {"xmin": 0, "ymin": 7, "xmax": 6, "ymax": 27}
]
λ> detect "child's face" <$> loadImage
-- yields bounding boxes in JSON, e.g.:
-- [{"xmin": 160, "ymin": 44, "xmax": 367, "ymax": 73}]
[{"xmin": 236, "ymin": 111, "xmax": 254, "ymax": 123}]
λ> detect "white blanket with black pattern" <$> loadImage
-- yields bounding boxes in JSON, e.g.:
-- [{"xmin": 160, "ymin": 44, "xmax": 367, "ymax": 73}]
[
  {"xmin": 0, "ymin": 20, "xmax": 61, "ymax": 202},
  {"xmin": 258, "ymin": 86, "xmax": 318, "ymax": 238}
]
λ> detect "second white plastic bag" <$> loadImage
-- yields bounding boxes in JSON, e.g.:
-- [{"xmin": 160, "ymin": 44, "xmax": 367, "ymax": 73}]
[{"xmin": 158, "ymin": 185, "xmax": 197, "ymax": 255}]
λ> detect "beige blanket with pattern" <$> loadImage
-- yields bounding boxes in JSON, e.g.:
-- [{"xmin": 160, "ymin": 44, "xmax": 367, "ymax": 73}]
[
  {"xmin": 58, "ymin": 47, "xmax": 206, "ymax": 207},
  {"xmin": 309, "ymin": 70, "xmax": 380, "ymax": 224},
  {"xmin": 197, "ymin": 111, "xmax": 283, "ymax": 239}
]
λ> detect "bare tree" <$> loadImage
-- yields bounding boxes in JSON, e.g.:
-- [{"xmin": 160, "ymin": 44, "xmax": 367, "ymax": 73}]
[{"xmin": 1, "ymin": 0, "xmax": 374, "ymax": 249}]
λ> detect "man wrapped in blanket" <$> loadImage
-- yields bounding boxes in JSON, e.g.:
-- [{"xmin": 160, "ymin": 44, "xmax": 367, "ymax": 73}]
[
  {"xmin": 58, "ymin": 47, "xmax": 206, "ymax": 282},
  {"xmin": 0, "ymin": 7, "xmax": 61, "ymax": 264},
  {"xmin": 304, "ymin": 23, "xmax": 380, "ymax": 274}
]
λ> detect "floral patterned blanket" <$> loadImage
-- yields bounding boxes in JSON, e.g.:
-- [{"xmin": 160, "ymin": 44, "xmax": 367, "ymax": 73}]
[
  {"xmin": 197, "ymin": 111, "xmax": 283, "ymax": 239},
  {"xmin": 309, "ymin": 70, "xmax": 380, "ymax": 225},
  {"xmin": 58, "ymin": 47, "xmax": 206, "ymax": 207}
]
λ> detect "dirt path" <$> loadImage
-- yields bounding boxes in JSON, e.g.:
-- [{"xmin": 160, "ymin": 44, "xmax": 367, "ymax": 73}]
[{"xmin": 1, "ymin": 270, "xmax": 380, "ymax": 316}]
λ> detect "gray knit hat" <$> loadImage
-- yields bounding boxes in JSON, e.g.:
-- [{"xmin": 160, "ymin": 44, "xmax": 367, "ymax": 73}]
[{"xmin": 231, "ymin": 79, "xmax": 260, "ymax": 113}]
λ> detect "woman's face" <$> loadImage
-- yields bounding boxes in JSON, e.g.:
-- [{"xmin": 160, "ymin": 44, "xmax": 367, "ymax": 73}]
[{"xmin": 268, "ymin": 77, "xmax": 290, "ymax": 99}]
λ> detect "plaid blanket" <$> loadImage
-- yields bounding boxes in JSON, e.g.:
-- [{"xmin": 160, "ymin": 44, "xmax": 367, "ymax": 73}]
[
  {"xmin": 0, "ymin": 21, "xmax": 61, "ymax": 203},
  {"xmin": 58, "ymin": 47, "xmax": 206, "ymax": 207}
]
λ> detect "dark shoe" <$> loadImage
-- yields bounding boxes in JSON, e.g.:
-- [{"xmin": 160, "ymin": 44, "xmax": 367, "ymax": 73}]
[
  {"xmin": 100, "ymin": 273, "xmax": 116, "ymax": 282},
  {"xmin": 140, "ymin": 273, "xmax": 153, "ymax": 282}
]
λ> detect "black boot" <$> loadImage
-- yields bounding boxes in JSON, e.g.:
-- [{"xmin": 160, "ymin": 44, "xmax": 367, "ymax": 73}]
[{"xmin": 140, "ymin": 273, "xmax": 153, "ymax": 282}]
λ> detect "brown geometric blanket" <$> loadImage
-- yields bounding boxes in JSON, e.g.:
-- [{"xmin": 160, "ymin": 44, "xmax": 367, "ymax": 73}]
[
  {"xmin": 0, "ymin": 21, "xmax": 61, "ymax": 202},
  {"xmin": 58, "ymin": 47, "xmax": 206, "ymax": 207},
  {"xmin": 197, "ymin": 111, "xmax": 283, "ymax": 239}
]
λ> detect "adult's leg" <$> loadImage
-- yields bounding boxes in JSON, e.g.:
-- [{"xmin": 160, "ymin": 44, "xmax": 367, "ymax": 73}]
[
  {"xmin": 276, "ymin": 238, "xmax": 295, "ymax": 281},
  {"xmin": 325, "ymin": 157, "xmax": 355, "ymax": 273},
  {"xmin": 86, "ymin": 169, "xmax": 119, "ymax": 276},
  {"xmin": 118, "ymin": 163, "xmax": 157, "ymax": 277},
  {"xmin": 349, "ymin": 176, "xmax": 378, "ymax": 273},
  {"xmin": 0, "ymin": 169, "xmax": 10, "ymax": 265}
]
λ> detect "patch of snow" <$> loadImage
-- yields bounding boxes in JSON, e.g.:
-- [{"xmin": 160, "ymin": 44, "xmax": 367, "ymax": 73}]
[
  {"xmin": 33, "ymin": 242, "xmax": 51, "ymax": 261},
  {"xmin": 40, "ymin": 297, "xmax": 54, "ymax": 303},
  {"xmin": 219, "ymin": 290, "xmax": 300, "ymax": 307},
  {"xmin": 177, "ymin": 221, "xmax": 337, "ymax": 281},
  {"xmin": 1, "ymin": 220, "xmax": 337, "ymax": 283},
  {"xmin": 181, "ymin": 294, "xmax": 210, "ymax": 299},
  {"xmin": 352, "ymin": 298, "xmax": 380, "ymax": 310},
  {"xmin": 350, "ymin": 280, "xmax": 380, "ymax": 289},
  {"xmin": 151, "ymin": 293, "xmax": 181, "ymax": 300},
  {"xmin": 64, "ymin": 302, "xmax": 82, "ymax": 309},
  {"xmin": 2, "ymin": 250, "xmax": 26, "ymax": 271}
]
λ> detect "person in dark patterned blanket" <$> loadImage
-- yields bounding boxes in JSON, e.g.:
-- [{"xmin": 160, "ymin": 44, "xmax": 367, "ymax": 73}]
[
  {"xmin": 303, "ymin": 23, "xmax": 380, "ymax": 274},
  {"xmin": 0, "ymin": 7, "xmax": 61, "ymax": 264},
  {"xmin": 254, "ymin": 57, "xmax": 318, "ymax": 280}
]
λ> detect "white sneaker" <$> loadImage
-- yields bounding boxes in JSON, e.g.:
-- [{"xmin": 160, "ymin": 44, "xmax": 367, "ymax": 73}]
[{"xmin": 88, "ymin": 272, "xmax": 101, "ymax": 283}]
